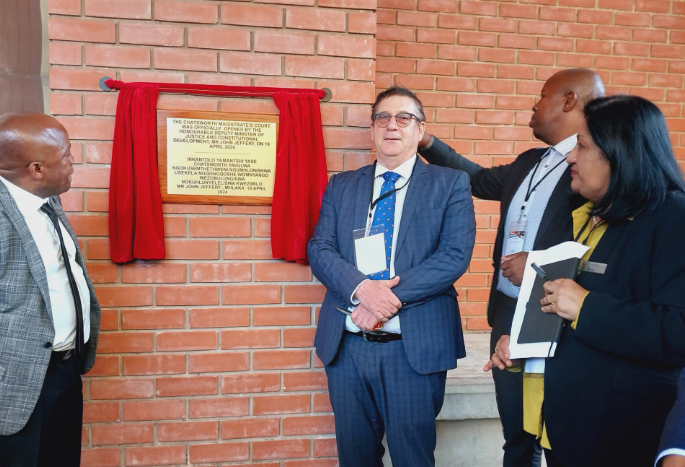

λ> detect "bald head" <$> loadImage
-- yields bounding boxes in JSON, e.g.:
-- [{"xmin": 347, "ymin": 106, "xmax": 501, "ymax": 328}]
[
  {"xmin": 530, "ymin": 68, "xmax": 605, "ymax": 146},
  {"xmin": 0, "ymin": 113, "xmax": 74, "ymax": 198}
]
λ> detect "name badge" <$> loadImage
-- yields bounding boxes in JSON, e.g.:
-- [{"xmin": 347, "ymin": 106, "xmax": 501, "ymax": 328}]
[
  {"xmin": 579, "ymin": 261, "xmax": 607, "ymax": 274},
  {"xmin": 353, "ymin": 226, "xmax": 387, "ymax": 275},
  {"xmin": 503, "ymin": 220, "xmax": 527, "ymax": 257}
]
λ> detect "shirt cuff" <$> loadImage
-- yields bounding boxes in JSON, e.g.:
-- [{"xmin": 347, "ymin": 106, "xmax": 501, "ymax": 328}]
[
  {"xmin": 655, "ymin": 448, "xmax": 685, "ymax": 467},
  {"xmin": 350, "ymin": 279, "xmax": 369, "ymax": 305},
  {"xmin": 571, "ymin": 291, "xmax": 590, "ymax": 330}
]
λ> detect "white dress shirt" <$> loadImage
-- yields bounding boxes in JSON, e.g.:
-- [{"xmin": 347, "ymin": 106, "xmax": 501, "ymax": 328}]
[
  {"xmin": 346, "ymin": 155, "xmax": 417, "ymax": 334},
  {"xmin": 0, "ymin": 175, "xmax": 90, "ymax": 351}
]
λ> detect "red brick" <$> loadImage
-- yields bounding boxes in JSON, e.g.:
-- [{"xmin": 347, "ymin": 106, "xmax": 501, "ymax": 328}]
[
  {"xmin": 58, "ymin": 117, "xmax": 114, "ymax": 140},
  {"xmin": 499, "ymin": 3, "xmax": 536, "ymax": 18},
  {"xmin": 477, "ymin": 79, "xmax": 514, "ymax": 94},
  {"xmin": 49, "ymin": 17, "xmax": 115, "ymax": 43},
  {"xmin": 85, "ymin": 0, "xmax": 151, "ymax": 19},
  {"xmin": 557, "ymin": 23, "xmax": 593, "ymax": 39},
  {"xmin": 165, "ymin": 240, "xmax": 219, "ymax": 260},
  {"xmin": 91, "ymin": 379, "xmax": 153, "ymax": 400},
  {"xmin": 156, "ymin": 286, "xmax": 218, "ymax": 306},
  {"xmin": 189, "ymin": 307, "xmax": 249, "ymax": 328},
  {"xmin": 283, "ymin": 415, "xmax": 335, "ymax": 435},
  {"xmin": 313, "ymin": 438, "xmax": 337, "ymax": 457},
  {"xmin": 459, "ymin": 0, "xmax": 496, "ymax": 15},
  {"xmin": 285, "ymin": 56, "xmax": 345, "ymax": 79},
  {"xmin": 286, "ymin": 8, "xmax": 346, "ymax": 32},
  {"xmin": 632, "ymin": 58, "xmax": 667, "ymax": 72},
  {"xmin": 156, "ymin": 376, "xmax": 218, "ymax": 397},
  {"xmin": 498, "ymin": 34, "xmax": 537, "ymax": 50},
  {"xmin": 123, "ymin": 354, "xmax": 186, "ymax": 375},
  {"xmin": 494, "ymin": 127, "xmax": 531, "ymax": 141},
  {"xmin": 349, "ymin": 12, "xmax": 377, "ymax": 33},
  {"xmin": 188, "ymin": 263, "xmax": 250, "ymax": 283},
  {"xmin": 49, "ymin": 42, "xmax": 81, "ymax": 66},
  {"xmin": 313, "ymin": 393, "xmax": 333, "ymax": 412},
  {"xmin": 50, "ymin": 68, "xmax": 106, "ymax": 92},
  {"xmin": 348, "ymin": 59, "xmax": 376, "ymax": 81},
  {"xmin": 595, "ymin": 56, "xmax": 630, "ymax": 70},
  {"xmin": 283, "ymin": 285, "xmax": 326, "ymax": 304},
  {"xmin": 92, "ymin": 423, "xmax": 154, "ymax": 446},
  {"xmin": 416, "ymin": 29, "xmax": 456, "ymax": 45},
  {"xmin": 120, "ymin": 263, "xmax": 185, "ymax": 284},
  {"xmin": 119, "ymin": 23, "xmax": 184, "ymax": 46},
  {"xmin": 397, "ymin": 11, "xmax": 437, "ymax": 27},
  {"xmin": 221, "ymin": 4, "xmax": 283, "ymax": 27},
  {"xmin": 476, "ymin": 111, "xmax": 514, "ymax": 125},
  {"xmin": 99, "ymin": 310, "xmax": 118, "ymax": 331},
  {"xmin": 649, "ymin": 74, "xmax": 684, "ymax": 88},
  {"xmin": 125, "ymin": 445, "xmax": 186, "ymax": 466},
  {"xmin": 519, "ymin": 50, "xmax": 554, "ymax": 65},
  {"xmin": 220, "ymin": 52, "xmax": 282, "ymax": 76},
  {"xmin": 253, "ymin": 306, "xmax": 310, "ymax": 326},
  {"xmin": 396, "ymin": 43, "xmax": 434, "ymax": 59},
  {"xmin": 457, "ymin": 94, "xmax": 494, "ymax": 109},
  {"xmin": 186, "ymin": 27, "xmax": 251, "ymax": 51},
  {"xmin": 614, "ymin": 42, "xmax": 650, "ymax": 57},
  {"xmin": 253, "ymin": 394, "xmax": 310, "ymax": 415},
  {"xmin": 189, "ymin": 397, "xmax": 250, "ymax": 418},
  {"xmin": 120, "ymin": 308, "xmax": 185, "ymax": 330},
  {"xmin": 222, "ymin": 284, "xmax": 281, "ymax": 305},
  {"xmin": 222, "ymin": 373, "xmax": 281, "ymax": 394},
  {"xmin": 50, "ymin": 93, "xmax": 82, "ymax": 116},
  {"xmin": 222, "ymin": 418, "xmax": 280, "ymax": 439},
  {"xmin": 539, "ymin": 6, "xmax": 575, "ymax": 21},
  {"xmin": 282, "ymin": 371, "xmax": 327, "ymax": 391},
  {"xmin": 158, "ymin": 421, "xmax": 219, "ymax": 442},
  {"xmin": 80, "ymin": 448, "xmax": 120, "ymax": 467},
  {"xmin": 118, "ymin": 70, "xmax": 185, "ymax": 83},
  {"xmin": 578, "ymin": 9, "xmax": 614, "ymax": 24},
  {"xmin": 434, "ymin": 108, "xmax": 473, "ymax": 123},
  {"xmin": 83, "ymin": 402, "xmax": 120, "ymax": 423},
  {"xmin": 253, "ymin": 439, "xmax": 310, "ymax": 460},
  {"xmin": 438, "ymin": 14, "xmax": 478, "ymax": 29},
  {"xmin": 319, "ymin": 0, "xmax": 375, "ymax": 7},
  {"xmin": 66, "ymin": 214, "xmax": 107, "ymax": 236},
  {"xmin": 615, "ymin": 11, "xmax": 650, "ymax": 26},
  {"xmin": 154, "ymin": 0, "xmax": 217, "ymax": 23},
  {"xmin": 253, "ymin": 349, "xmax": 310, "ymax": 370},
  {"xmin": 254, "ymin": 31, "xmax": 315, "ymax": 55},
  {"xmin": 94, "ymin": 286, "xmax": 152, "ymax": 307},
  {"xmin": 478, "ymin": 49, "xmax": 516, "ymax": 63},
  {"xmin": 318, "ymin": 35, "xmax": 375, "ymax": 59},
  {"xmin": 88, "ymin": 356, "xmax": 119, "ymax": 377},
  {"xmin": 123, "ymin": 400, "xmax": 185, "ymax": 421},
  {"xmin": 189, "ymin": 442, "xmax": 249, "ymax": 463},
  {"xmin": 282, "ymin": 328, "xmax": 315, "ymax": 348},
  {"xmin": 48, "ymin": 0, "xmax": 81, "ymax": 15},
  {"xmin": 317, "ymin": 80, "xmax": 376, "ymax": 104},
  {"xmin": 458, "ymin": 31, "xmax": 496, "ymax": 47},
  {"xmin": 188, "ymin": 351, "xmax": 250, "ymax": 373},
  {"xmin": 220, "ymin": 329, "xmax": 280, "ymax": 349},
  {"xmin": 652, "ymin": 44, "xmax": 685, "ymax": 59},
  {"xmin": 654, "ymin": 14, "xmax": 685, "ymax": 29},
  {"xmin": 84, "ymin": 94, "xmax": 117, "ymax": 116},
  {"xmin": 97, "ymin": 332, "xmax": 154, "ymax": 353},
  {"xmin": 155, "ymin": 48, "xmax": 217, "ymax": 72},
  {"xmin": 157, "ymin": 330, "xmax": 218, "ymax": 351}
]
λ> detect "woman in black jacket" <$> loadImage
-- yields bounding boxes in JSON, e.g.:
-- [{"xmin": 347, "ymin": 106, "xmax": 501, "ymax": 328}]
[{"xmin": 487, "ymin": 95, "xmax": 685, "ymax": 467}]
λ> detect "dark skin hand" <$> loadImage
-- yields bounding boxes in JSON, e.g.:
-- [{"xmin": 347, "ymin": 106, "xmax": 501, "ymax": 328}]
[{"xmin": 500, "ymin": 251, "xmax": 528, "ymax": 287}]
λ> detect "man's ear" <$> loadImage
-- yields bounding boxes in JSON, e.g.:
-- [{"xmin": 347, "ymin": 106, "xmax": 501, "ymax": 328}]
[
  {"xmin": 563, "ymin": 91, "xmax": 579, "ymax": 112},
  {"xmin": 27, "ymin": 162, "xmax": 45, "ymax": 181}
]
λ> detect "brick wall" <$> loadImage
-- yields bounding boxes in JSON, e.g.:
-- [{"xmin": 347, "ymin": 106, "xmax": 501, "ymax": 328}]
[
  {"xmin": 376, "ymin": 0, "xmax": 685, "ymax": 331},
  {"xmin": 47, "ymin": 0, "xmax": 374, "ymax": 465},
  {"xmin": 46, "ymin": 0, "xmax": 685, "ymax": 465}
]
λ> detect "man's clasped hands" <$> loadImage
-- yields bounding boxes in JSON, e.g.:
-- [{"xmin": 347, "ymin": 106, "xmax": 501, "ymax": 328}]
[{"xmin": 351, "ymin": 277, "xmax": 401, "ymax": 331}]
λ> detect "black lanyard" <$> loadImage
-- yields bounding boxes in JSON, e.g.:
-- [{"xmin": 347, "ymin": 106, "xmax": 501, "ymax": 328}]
[
  {"xmin": 520, "ymin": 150, "xmax": 567, "ymax": 216},
  {"xmin": 367, "ymin": 158, "xmax": 418, "ymax": 223},
  {"xmin": 574, "ymin": 214, "xmax": 602, "ymax": 246}
]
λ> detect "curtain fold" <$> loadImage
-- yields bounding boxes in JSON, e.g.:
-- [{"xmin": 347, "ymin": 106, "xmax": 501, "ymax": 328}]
[
  {"xmin": 106, "ymin": 80, "xmax": 328, "ymax": 264},
  {"xmin": 109, "ymin": 83, "xmax": 165, "ymax": 263}
]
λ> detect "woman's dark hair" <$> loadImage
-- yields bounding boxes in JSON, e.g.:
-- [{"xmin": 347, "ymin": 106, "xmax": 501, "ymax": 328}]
[
  {"xmin": 585, "ymin": 94, "xmax": 685, "ymax": 222},
  {"xmin": 371, "ymin": 85, "xmax": 426, "ymax": 122}
]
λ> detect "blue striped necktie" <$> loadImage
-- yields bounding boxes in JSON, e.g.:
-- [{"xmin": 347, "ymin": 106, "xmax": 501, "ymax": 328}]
[{"xmin": 368, "ymin": 171, "xmax": 400, "ymax": 280}]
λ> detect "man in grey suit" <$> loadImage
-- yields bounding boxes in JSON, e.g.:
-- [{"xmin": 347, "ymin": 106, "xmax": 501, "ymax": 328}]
[
  {"xmin": 308, "ymin": 86, "xmax": 475, "ymax": 467},
  {"xmin": 0, "ymin": 113, "xmax": 100, "ymax": 466}
]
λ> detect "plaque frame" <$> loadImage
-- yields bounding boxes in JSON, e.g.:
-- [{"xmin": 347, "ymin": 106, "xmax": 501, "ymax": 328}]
[{"xmin": 157, "ymin": 109, "xmax": 279, "ymax": 205}]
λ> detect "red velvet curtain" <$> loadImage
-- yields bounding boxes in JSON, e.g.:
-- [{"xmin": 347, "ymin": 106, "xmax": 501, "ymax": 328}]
[
  {"xmin": 106, "ymin": 80, "xmax": 328, "ymax": 264},
  {"xmin": 271, "ymin": 92, "xmax": 328, "ymax": 263},
  {"xmin": 109, "ymin": 83, "xmax": 165, "ymax": 263}
]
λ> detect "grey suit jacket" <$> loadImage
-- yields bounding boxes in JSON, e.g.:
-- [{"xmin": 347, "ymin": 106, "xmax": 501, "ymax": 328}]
[{"xmin": 0, "ymin": 181, "xmax": 100, "ymax": 435}]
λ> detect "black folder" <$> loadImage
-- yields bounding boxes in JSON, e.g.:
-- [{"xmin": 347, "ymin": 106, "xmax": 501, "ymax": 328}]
[{"xmin": 517, "ymin": 258, "xmax": 581, "ymax": 347}]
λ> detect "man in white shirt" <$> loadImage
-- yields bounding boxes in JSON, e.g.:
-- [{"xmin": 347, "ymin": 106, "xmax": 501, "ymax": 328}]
[
  {"xmin": 0, "ymin": 113, "xmax": 101, "ymax": 467},
  {"xmin": 308, "ymin": 86, "xmax": 475, "ymax": 467}
]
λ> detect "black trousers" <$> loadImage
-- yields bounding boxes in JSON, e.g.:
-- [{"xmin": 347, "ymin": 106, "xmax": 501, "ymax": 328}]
[
  {"xmin": 0, "ymin": 352, "xmax": 83, "ymax": 467},
  {"xmin": 491, "ymin": 299, "xmax": 543, "ymax": 467}
]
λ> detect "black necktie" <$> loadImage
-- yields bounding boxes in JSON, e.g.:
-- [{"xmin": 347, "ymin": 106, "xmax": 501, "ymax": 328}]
[{"xmin": 41, "ymin": 202, "xmax": 85, "ymax": 365}]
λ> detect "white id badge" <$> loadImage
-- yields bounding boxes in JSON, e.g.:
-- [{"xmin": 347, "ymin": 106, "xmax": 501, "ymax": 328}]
[
  {"xmin": 503, "ymin": 220, "xmax": 527, "ymax": 256},
  {"xmin": 353, "ymin": 226, "xmax": 387, "ymax": 275}
]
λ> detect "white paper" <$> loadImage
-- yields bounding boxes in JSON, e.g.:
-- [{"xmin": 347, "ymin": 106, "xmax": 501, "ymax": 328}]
[
  {"xmin": 508, "ymin": 241, "xmax": 590, "ymax": 360},
  {"xmin": 354, "ymin": 233, "xmax": 387, "ymax": 275}
]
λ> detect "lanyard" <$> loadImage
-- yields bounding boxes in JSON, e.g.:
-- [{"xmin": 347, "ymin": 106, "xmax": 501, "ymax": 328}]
[
  {"xmin": 574, "ymin": 214, "xmax": 603, "ymax": 246},
  {"xmin": 366, "ymin": 158, "xmax": 418, "ymax": 230},
  {"xmin": 519, "ymin": 150, "xmax": 567, "ymax": 217}
]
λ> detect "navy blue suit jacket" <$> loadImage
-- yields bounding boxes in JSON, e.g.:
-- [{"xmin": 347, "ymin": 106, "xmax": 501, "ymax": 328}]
[
  {"xmin": 308, "ymin": 158, "xmax": 476, "ymax": 375},
  {"xmin": 658, "ymin": 369, "xmax": 685, "ymax": 465}
]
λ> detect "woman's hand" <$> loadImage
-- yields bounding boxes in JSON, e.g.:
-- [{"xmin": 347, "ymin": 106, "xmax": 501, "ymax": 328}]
[
  {"xmin": 483, "ymin": 335, "xmax": 520, "ymax": 371},
  {"xmin": 540, "ymin": 278, "xmax": 588, "ymax": 322}
]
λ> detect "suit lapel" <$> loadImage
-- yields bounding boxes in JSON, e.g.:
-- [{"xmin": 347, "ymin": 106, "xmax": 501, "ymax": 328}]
[
  {"xmin": 500, "ymin": 148, "xmax": 548, "ymax": 215},
  {"xmin": 0, "ymin": 183, "xmax": 53, "ymax": 323},
  {"xmin": 394, "ymin": 159, "xmax": 427, "ymax": 258},
  {"xmin": 534, "ymin": 167, "xmax": 573, "ymax": 248},
  {"xmin": 353, "ymin": 165, "xmax": 374, "ymax": 231}
]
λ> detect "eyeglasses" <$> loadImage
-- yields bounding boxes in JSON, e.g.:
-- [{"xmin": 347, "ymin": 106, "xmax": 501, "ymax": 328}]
[{"xmin": 372, "ymin": 112, "xmax": 422, "ymax": 128}]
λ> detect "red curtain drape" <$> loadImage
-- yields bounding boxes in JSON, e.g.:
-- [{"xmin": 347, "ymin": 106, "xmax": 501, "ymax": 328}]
[
  {"xmin": 271, "ymin": 92, "xmax": 328, "ymax": 263},
  {"xmin": 106, "ymin": 80, "xmax": 328, "ymax": 264},
  {"xmin": 109, "ymin": 83, "xmax": 165, "ymax": 263}
]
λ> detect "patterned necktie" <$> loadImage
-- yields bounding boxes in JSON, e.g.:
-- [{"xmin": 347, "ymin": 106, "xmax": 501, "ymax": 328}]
[
  {"xmin": 368, "ymin": 171, "xmax": 401, "ymax": 280},
  {"xmin": 41, "ymin": 202, "xmax": 85, "ymax": 365}
]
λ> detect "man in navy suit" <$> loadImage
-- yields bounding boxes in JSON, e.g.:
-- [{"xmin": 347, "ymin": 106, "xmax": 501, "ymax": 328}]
[
  {"xmin": 657, "ymin": 370, "xmax": 685, "ymax": 467},
  {"xmin": 308, "ymin": 86, "xmax": 475, "ymax": 467}
]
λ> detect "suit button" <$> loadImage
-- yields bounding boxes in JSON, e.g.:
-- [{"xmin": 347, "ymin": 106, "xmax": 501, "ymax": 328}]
[{"xmin": 44, "ymin": 342, "xmax": 52, "ymax": 349}]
